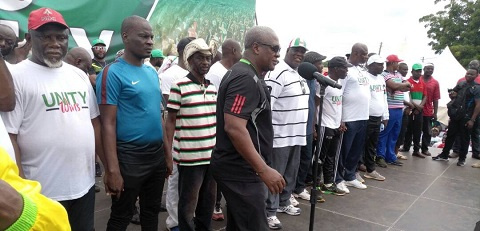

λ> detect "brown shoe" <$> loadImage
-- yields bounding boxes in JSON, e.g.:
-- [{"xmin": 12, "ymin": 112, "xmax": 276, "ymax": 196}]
[
  {"xmin": 422, "ymin": 151, "xmax": 432, "ymax": 156},
  {"xmin": 412, "ymin": 151, "xmax": 426, "ymax": 158}
]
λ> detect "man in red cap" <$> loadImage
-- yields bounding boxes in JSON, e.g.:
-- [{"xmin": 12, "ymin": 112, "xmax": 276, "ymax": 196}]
[
  {"xmin": 376, "ymin": 54, "xmax": 411, "ymax": 167},
  {"xmin": 0, "ymin": 8, "xmax": 104, "ymax": 231}
]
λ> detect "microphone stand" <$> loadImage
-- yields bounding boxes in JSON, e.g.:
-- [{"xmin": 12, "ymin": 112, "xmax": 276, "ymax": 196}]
[{"xmin": 309, "ymin": 83, "xmax": 327, "ymax": 231}]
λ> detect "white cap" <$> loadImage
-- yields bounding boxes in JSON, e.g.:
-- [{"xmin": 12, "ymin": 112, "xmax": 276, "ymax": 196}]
[{"xmin": 367, "ymin": 54, "xmax": 386, "ymax": 66}]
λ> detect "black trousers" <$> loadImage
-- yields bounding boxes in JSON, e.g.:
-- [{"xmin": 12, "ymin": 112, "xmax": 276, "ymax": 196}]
[
  {"xmin": 215, "ymin": 179, "xmax": 269, "ymax": 231},
  {"xmin": 422, "ymin": 116, "xmax": 434, "ymax": 152},
  {"xmin": 396, "ymin": 111, "xmax": 410, "ymax": 148},
  {"xmin": 59, "ymin": 186, "xmax": 95, "ymax": 231},
  {"xmin": 364, "ymin": 116, "xmax": 382, "ymax": 173},
  {"xmin": 107, "ymin": 159, "xmax": 166, "ymax": 231},
  {"xmin": 178, "ymin": 165, "xmax": 216, "ymax": 231},
  {"xmin": 452, "ymin": 124, "xmax": 480, "ymax": 156},
  {"xmin": 440, "ymin": 118, "xmax": 477, "ymax": 161},
  {"xmin": 404, "ymin": 112, "xmax": 424, "ymax": 152},
  {"xmin": 319, "ymin": 126, "xmax": 343, "ymax": 185}
]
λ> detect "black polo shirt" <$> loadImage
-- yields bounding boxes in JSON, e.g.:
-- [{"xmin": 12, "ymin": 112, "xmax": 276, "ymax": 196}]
[{"xmin": 211, "ymin": 61, "xmax": 273, "ymax": 182}]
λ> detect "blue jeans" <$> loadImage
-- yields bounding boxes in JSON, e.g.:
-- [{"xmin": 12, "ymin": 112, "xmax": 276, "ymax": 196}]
[
  {"xmin": 377, "ymin": 108, "xmax": 403, "ymax": 162},
  {"xmin": 336, "ymin": 120, "xmax": 367, "ymax": 183},
  {"xmin": 178, "ymin": 164, "xmax": 216, "ymax": 231},
  {"xmin": 294, "ymin": 133, "xmax": 313, "ymax": 194}
]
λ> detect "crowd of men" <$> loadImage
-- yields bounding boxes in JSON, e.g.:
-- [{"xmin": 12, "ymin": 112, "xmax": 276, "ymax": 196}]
[{"xmin": 1, "ymin": 7, "xmax": 480, "ymax": 231}]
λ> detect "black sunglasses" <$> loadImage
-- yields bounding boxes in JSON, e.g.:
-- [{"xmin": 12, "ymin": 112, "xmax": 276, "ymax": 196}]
[{"xmin": 256, "ymin": 42, "xmax": 281, "ymax": 53}]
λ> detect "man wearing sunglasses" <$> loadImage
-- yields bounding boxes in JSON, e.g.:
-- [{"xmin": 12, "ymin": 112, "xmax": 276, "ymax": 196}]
[
  {"xmin": 211, "ymin": 26, "xmax": 285, "ymax": 231},
  {"xmin": 88, "ymin": 38, "xmax": 107, "ymax": 86},
  {"xmin": 264, "ymin": 37, "xmax": 309, "ymax": 229}
]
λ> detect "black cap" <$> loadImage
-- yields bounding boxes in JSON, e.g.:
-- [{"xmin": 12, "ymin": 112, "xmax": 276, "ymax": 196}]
[
  {"xmin": 328, "ymin": 56, "xmax": 353, "ymax": 68},
  {"xmin": 177, "ymin": 37, "xmax": 196, "ymax": 53}
]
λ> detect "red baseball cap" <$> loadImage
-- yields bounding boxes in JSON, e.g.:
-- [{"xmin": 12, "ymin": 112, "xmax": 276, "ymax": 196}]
[
  {"xmin": 386, "ymin": 54, "xmax": 403, "ymax": 63},
  {"xmin": 28, "ymin": 8, "xmax": 68, "ymax": 30}
]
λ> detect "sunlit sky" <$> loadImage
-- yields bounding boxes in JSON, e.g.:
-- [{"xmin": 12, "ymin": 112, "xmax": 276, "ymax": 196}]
[{"xmin": 256, "ymin": 0, "xmax": 446, "ymax": 64}]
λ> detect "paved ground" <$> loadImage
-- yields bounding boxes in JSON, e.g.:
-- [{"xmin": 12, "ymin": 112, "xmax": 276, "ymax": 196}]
[{"xmin": 94, "ymin": 147, "xmax": 480, "ymax": 231}]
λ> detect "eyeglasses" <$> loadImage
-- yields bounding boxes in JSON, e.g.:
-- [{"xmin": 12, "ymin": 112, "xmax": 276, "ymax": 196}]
[
  {"xmin": 256, "ymin": 42, "xmax": 281, "ymax": 53},
  {"xmin": 92, "ymin": 46, "xmax": 106, "ymax": 51}
]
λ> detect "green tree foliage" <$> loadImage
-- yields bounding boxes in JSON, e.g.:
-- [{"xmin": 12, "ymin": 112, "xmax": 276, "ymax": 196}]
[{"xmin": 419, "ymin": 0, "xmax": 480, "ymax": 67}]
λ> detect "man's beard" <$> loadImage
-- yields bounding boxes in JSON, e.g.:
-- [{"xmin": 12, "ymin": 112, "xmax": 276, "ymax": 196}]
[
  {"xmin": 94, "ymin": 53, "xmax": 105, "ymax": 60},
  {"xmin": 44, "ymin": 58, "xmax": 63, "ymax": 68}
]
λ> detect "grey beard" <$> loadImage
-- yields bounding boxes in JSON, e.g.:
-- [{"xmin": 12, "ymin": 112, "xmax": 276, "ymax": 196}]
[{"xmin": 44, "ymin": 58, "xmax": 63, "ymax": 68}]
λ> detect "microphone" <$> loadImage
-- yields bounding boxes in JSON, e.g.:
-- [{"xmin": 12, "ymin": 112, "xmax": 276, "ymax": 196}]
[{"xmin": 298, "ymin": 62, "xmax": 342, "ymax": 89}]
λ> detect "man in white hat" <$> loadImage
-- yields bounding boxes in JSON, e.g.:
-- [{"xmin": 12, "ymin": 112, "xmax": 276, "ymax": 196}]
[{"xmin": 164, "ymin": 38, "xmax": 217, "ymax": 231}]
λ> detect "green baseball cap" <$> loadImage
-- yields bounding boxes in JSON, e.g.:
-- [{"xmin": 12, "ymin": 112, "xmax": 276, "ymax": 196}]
[
  {"xmin": 412, "ymin": 63, "xmax": 423, "ymax": 70},
  {"xmin": 151, "ymin": 49, "xmax": 165, "ymax": 58},
  {"xmin": 92, "ymin": 38, "xmax": 105, "ymax": 46}
]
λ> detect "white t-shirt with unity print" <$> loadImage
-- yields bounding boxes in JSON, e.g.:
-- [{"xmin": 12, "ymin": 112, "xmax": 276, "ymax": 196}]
[{"xmin": 0, "ymin": 60, "xmax": 99, "ymax": 201}]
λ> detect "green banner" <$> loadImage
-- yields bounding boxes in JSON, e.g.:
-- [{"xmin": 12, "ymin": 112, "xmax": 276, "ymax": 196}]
[{"xmin": 0, "ymin": 0, "xmax": 255, "ymax": 61}]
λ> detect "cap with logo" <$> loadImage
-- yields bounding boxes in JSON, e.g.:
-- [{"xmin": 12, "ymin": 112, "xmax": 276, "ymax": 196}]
[
  {"xmin": 386, "ymin": 54, "xmax": 403, "ymax": 63},
  {"xmin": 367, "ymin": 55, "xmax": 387, "ymax": 66},
  {"xmin": 28, "ymin": 8, "xmax": 68, "ymax": 30},
  {"xmin": 328, "ymin": 56, "xmax": 353, "ymax": 68},
  {"xmin": 288, "ymin": 38, "xmax": 308, "ymax": 50},
  {"xmin": 412, "ymin": 63, "xmax": 423, "ymax": 70},
  {"xmin": 92, "ymin": 38, "xmax": 106, "ymax": 46},
  {"xmin": 151, "ymin": 49, "xmax": 165, "ymax": 58}
]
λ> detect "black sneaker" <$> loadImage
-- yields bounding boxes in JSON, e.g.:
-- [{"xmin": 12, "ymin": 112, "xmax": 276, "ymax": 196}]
[
  {"xmin": 321, "ymin": 183, "xmax": 346, "ymax": 196},
  {"xmin": 457, "ymin": 160, "xmax": 466, "ymax": 166},
  {"xmin": 432, "ymin": 154, "xmax": 449, "ymax": 161},
  {"xmin": 387, "ymin": 160, "xmax": 403, "ymax": 166},
  {"xmin": 376, "ymin": 157, "xmax": 388, "ymax": 168}
]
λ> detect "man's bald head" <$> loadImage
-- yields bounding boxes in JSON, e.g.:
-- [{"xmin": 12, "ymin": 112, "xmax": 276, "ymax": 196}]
[
  {"xmin": 221, "ymin": 38, "xmax": 242, "ymax": 66},
  {"xmin": 222, "ymin": 39, "xmax": 241, "ymax": 54},
  {"xmin": 121, "ymin": 15, "xmax": 149, "ymax": 34},
  {"xmin": 0, "ymin": 24, "xmax": 17, "ymax": 57},
  {"xmin": 469, "ymin": 60, "xmax": 480, "ymax": 69},
  {"xmin": 65, "ymin": 47, "xmax": 92, "ymax": 73},
  {"xmin": 350, "ymin": 43, "xmax": 368, "ymax": 65},
  {"xmin": 244, "ymin": 26, "xmax": 277, "ymax": 50}
]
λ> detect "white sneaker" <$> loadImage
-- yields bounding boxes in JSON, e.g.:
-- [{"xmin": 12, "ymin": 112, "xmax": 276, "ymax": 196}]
[
  {"xmin": 267, "ymin": 216, "xmax": 283, "ymax": 230},
  {"xmin": 276, "ymin": 204, "xmax": 301, "ymax": 216},
  {"xmin": 292, "ymin": 189, "xmax": 310, "ymax": 201},
  {"xmin": 364, "ymin": 170, "xmax": 386, "ymax": 181},
  {"xmin": 289, "ymin": 194, "xmax": 299, "ymax": 207},
  {"xmin": 345, "ymin": 179, "xmax": 367, "ymax": 189},
  {"xmin": 337, "ymin": 181, "xmax": 350, "ymax": 194},
  {"xmin": 355, "ymin": 172, "xmax": 365, "ymax": 183}
]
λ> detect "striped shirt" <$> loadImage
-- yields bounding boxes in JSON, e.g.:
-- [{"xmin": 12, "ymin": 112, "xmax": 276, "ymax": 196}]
[
  {"xmin": 167, "ymin": 73, "xmax": 217, "ymax": 166},
  {"xmin": 383, "ymin": 71, "xmax": 405, "ymax": 109},
  {"xmin": 266, "ymin": 60, "xmax": 309, "ymax": 148}
]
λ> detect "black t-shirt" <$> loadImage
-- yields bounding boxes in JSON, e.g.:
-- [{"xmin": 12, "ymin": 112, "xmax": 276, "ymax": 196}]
[
  {"xmin": 211, "ymin": 61, "xmax": 273, "ymax": 182},
  {"xmin": 454, "ymin": 80, "xmax": 480, "ymax": 117},
  {"xmin": 88, "ymin": 59, "xmax": 106, "ymax": 75}
]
